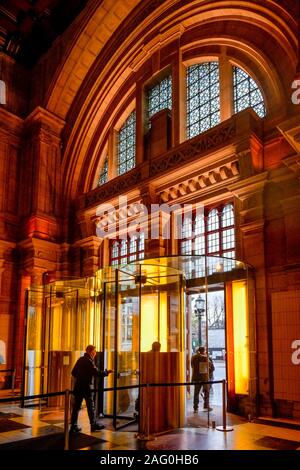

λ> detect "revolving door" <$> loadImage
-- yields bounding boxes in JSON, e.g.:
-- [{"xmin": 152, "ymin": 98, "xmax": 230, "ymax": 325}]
[
  {"xmin": 23, "ymin": 278, "xmax": 102, "ymax": 406},
  {"xmin": 99, "ymin": 263, "xmax": 185, "ymax": 432}
]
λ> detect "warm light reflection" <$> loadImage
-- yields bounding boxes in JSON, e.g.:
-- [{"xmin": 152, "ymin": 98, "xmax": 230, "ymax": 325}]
[
  {"xmin": 141, "ymin": 293, "xmax": 167, "ymax": 352},
  {"xmin": 232, "ymin": 281, "xmax": 249, "ymax": 395}
]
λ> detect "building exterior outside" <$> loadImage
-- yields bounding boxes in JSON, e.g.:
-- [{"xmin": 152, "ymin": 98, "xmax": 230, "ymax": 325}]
[{"xmin": 0, "ymin": 0, "xmax": 300, "ymax": 422}]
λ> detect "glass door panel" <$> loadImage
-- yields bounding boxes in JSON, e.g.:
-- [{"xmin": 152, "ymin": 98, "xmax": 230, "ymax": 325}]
[
  {"xmin": 116, "ymin": 278, "xmax": 140, "ymax": 425},
  {"xmin": 103, "ymin": 280, "xmax": 116, "ymax": 418},
  {"xmin": 24, "ymin": 288, "xmax": 44, "ymax": 402}
]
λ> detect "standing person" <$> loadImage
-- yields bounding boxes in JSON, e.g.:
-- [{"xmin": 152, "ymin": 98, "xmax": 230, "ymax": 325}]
[
  {"xmin": 70, "ymin": 345, "xmax": 113, "ymax": 433},
  {"xmin": 191, "ymin": 346, "xmax": 213, "ymax": 413},
  {"xmin": 208, "ymin": 353, "xmax": 215, "ymax": 395}
]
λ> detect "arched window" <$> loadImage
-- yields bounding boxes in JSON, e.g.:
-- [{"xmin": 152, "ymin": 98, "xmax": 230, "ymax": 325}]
[
  {"xmin": 207, "ymin": 209, "xmax": 220, "ymax": 254},
  {"xmin": 117, "ymin": 111, "xmax": 136, "ymax": 175},
  {"xmin": 233, "ymin": 66, "xmax": 266, "ymax": 118},
  {"xmin": 110, "ymin": 233, "xmax": 145, "ymax": 265},
  {"xmin": 180, "ymin": 204, "xmax": 235, "ymax": 260},
  {"xmin": 98, "ymin": 157, "xmax": 108, "ymax": 186},
  {"xmin": 186, "ymin": 60, "xmax": 266, "ymax": 140},
  {"xmin": 207, "ymin": 209, "xmax": 219, "ymax": 232},
  {"xmin": 186, "ymin": 62, "xmax": 221, "ymax": 139},
  {"xmin": 221, "ymin": 204, "xmax": 235, "ymax": 257},
  {"xmin": 148, "ymin": 75, "xmax": 172, "ymax": 123}
]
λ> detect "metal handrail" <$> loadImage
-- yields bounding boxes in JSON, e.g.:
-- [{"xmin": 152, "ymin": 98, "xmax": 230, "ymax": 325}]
[{"xmin": 0, "ymin": 379, "xmax": 232, "ymax": 450}]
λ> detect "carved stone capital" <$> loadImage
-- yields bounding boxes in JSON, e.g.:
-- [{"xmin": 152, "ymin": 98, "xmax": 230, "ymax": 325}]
[{"xmin": 23, "ymin": 106, "xmax": 65, "ymax": 145}]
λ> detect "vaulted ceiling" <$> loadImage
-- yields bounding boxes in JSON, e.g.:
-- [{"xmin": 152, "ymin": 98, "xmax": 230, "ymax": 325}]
[{"xmin": 0, "ymin": 0, "xmax": 87, "ymax": 67}]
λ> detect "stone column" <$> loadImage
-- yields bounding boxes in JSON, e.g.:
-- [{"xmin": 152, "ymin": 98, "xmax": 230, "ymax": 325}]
[
  {"xmin": 141, "ymin": 185, "xmax": 166, "ymax": 258},
  {"xmin": 20, "ymin": 107, "xmax": 65, "ymax": 241},
  {"xmin": 74, "ymin": 237, "xmax": 102, "ymax": 277},
  {"xmin": 0, "ymin": 105, "xmax": 22, "ymax": 385}
]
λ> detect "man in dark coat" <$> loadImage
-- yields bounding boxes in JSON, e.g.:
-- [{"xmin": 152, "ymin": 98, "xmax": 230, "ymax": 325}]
[
  {"xmin": 191, "ymin": 346, "xmax": 213, "ymax": 413},
  {"xmin": 70, "ymin": 345, "xmax": 112, "ymax": 433}
]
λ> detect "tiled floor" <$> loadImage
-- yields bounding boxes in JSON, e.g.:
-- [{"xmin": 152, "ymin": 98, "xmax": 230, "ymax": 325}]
[{"xmin": 0, "ymin": 402, "xmax": 300, "ymax": 450}]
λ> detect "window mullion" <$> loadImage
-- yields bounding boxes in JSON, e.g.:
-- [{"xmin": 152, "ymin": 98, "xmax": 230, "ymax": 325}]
[{"xmin": 219, "ymin": 52, "xmax": 233, "ymax": 121}]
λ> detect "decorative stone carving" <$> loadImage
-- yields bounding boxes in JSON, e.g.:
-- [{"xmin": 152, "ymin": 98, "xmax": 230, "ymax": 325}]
[
  {"xmin": 158, "ymin": 160, "xmax": 240, "ymax": 203},
  {"xmin": 86, "ymin": 169, "xmax": 142, "ymax": 207},
  {"xmin": 150, "ymin": 121, "xmax": 236, "ymax": 177},
  {"xmin": 95, "ymin": 199, "xmax": 144, "ymax": 229}
]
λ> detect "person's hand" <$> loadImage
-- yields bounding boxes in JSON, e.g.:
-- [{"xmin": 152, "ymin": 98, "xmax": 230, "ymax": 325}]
[{"xmin": 107, "ymin": 369, "xmax": 113, "ymax": 374}]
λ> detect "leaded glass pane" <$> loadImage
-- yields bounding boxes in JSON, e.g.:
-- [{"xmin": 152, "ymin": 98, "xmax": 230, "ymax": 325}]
[
  {"xmin": 98, "ymin": 157, "xmax": 108, "ymax": 186},
  {"xmin": 181, "ymin": 240, "xmax": 192, "ymax": 255},
  {"xmin": 195, "ymin": 215, "xmax": 205, "ymax": 235},
  {"xmin": 223, "ymin": 251, "xmax": 236, "ymax": 272},
  {"xmin": 120, "ymin": 239, "xmax": 127, "ymax": 257},
  {"xmin": 110, "ymin": 233, "xmax": 144, "ymax": 265},
  {"xmin": 222, "ymin": 204, "xmax": 234, "ymax": 228},
  {"xmin": 112, "ymin": 241, "xmax": 119, "ymax": 259},
  {"xmin": 180, "ymin": 204, "xmax": 235, "ymax": 259},
  {"xmin": 148, "ymin": 75, "xmax": 172, "ymax": 122},
  {"xmin": 207, "ymin": 209, "xmax": 219, "ymax": 231},
  {"xmin": 117, "ymin": 111, "xmax": 136, "ymax": 175},
  {"xmin": 130, "ymin": 236, "xmax": 137, "ymax": 254},
  {"xmin": 194, "ymin": 235, "xmax": 205, "ymax": 255},
  {"xmin": 233, "ymin": 66, "xmax": 266, "ymax": 118},
  {"xmin": 187, "ymin": 62, "xmax": 221, "ymax": 139},
  {"xmin": 222, "ymin": 228, "xmax": 235, "ymax": 250},
  {"xmin": 182, "ymin": 218, "xmax": 193, "ymax": 238},
  {"xmin": 208, "ymin": 232, "xmax": 220, "ymax": 254}
]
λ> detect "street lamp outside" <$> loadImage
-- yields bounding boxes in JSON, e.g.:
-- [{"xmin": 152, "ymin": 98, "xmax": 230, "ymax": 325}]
[{"xmin": 194, "ymin": 295, "xmax": 205, "ymax": 347}]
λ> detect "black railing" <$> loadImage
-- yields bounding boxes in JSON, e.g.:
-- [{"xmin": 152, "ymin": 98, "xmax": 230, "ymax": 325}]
[{"xmin": 0, "ymin": 379, "xmax": 233, "ymax": 450}]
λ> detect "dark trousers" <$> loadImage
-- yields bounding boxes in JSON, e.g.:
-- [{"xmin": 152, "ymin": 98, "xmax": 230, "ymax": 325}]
[
  {"xmin": 193, "ymin": 381, "xmax": 209, "ymax": 410},
  {"xmin": 71, "ymin": 390, "xmax": 96, "ymax": 427}
]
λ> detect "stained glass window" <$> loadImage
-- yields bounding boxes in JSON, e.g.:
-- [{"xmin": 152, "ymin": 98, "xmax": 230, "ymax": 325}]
[
  {"xmin": 98, "ymin": 157, "xmax": 108, "ymax": 186},
  {"xmin": 233, "ymin": 66, "xmax": 266, "ymax": 118},
  {"xmin": 148, "ymin": 75, "xmax": 172, "ymax": 123},
  {"xmin": 117, "ymin": 111, "xmax": 136, "ymax": 175},
  {"xmin": 186, "ymin": 62, "xmax": 221, "ymax": 139},
  {"xmin": 110, "ymin": 233, "xmax": 145, "ymax": 265}
]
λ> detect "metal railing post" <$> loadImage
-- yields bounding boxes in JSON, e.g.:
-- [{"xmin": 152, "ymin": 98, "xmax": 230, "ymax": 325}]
[
  {"xmin": 64, "ymin": 389, "xmax": 70, "ymax": 450},
  {"xmin": 216, "ymin": 380, "xmax": 233, "ymax": 432},
  {"xmin": 11, "ymin": 369, "xmax": 16, "ymax": 395},
  {"xmin": 135, "ymin": 384, "xmax": 155, "ymax": 441}
]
